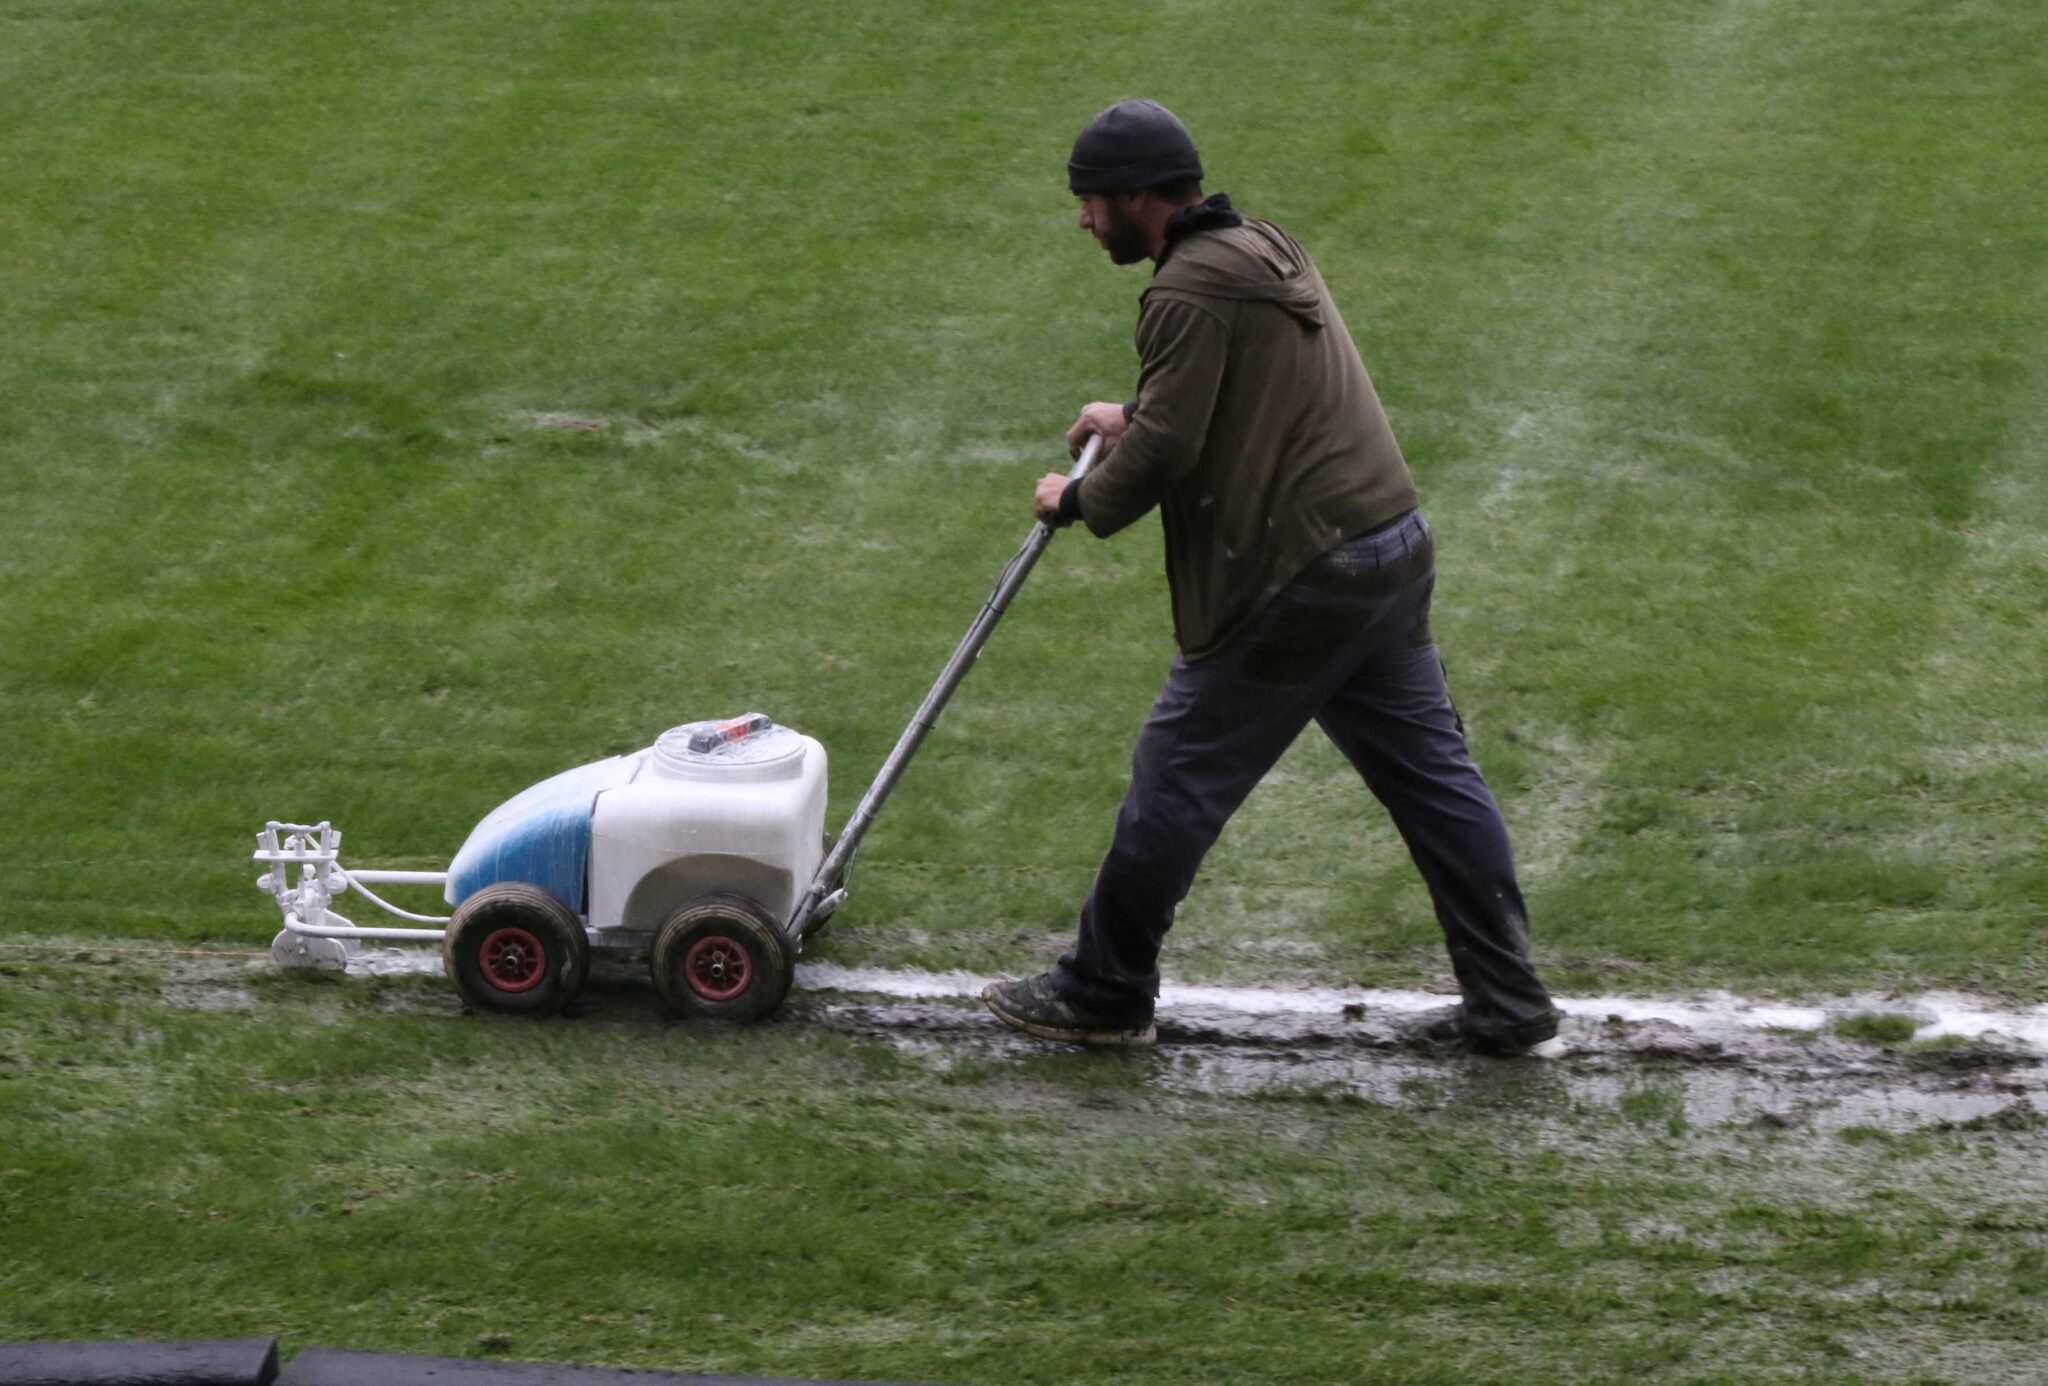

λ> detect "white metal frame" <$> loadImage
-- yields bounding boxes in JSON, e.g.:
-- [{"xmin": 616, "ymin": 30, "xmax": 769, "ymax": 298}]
[{"xmin": 255, "ymin": 821, "xmax": 452, "ymax": 943}]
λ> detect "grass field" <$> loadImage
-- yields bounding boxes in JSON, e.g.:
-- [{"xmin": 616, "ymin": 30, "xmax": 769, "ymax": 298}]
[
  {"xmin": 6, "ymin": 951, "xmax": 2048, "ymax": 1384},
  {"xmin": 5, "ymin": 0, "xmax": 2048, "ymax": 1379}
]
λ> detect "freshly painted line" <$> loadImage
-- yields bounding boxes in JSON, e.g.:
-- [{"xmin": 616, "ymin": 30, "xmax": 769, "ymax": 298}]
[
  {"xmin": 791, "ymin": 964, "xmax": 987, "ymax": 1000},
  {"xmin": 329, "ymin": 952, "xmax": 2048, "ymax": 1053},
  {"xmin": 795, "ymin": 963, "xmax": 2048, "ymax": 1052}
]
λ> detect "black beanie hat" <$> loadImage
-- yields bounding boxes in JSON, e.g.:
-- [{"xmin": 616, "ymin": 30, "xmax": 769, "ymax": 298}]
[{"xmin": 1067, "ymin": 99, "xmax": 1203, "ymax": 195}]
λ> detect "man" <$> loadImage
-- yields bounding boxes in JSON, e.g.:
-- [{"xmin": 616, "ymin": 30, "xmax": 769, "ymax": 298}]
[{"xmin": 979, "ymin": 99, "xmax": 1561, "ymax": 1055}]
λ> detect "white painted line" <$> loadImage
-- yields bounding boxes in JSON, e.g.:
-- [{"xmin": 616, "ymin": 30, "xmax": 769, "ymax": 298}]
[
  {"xmin": 333, "ymin": 952, "xmax": 2048, "ymax": 1053},
  {"xmin": 796, "ymin": 964, "xmax": 2048, "ymax": 1052}
]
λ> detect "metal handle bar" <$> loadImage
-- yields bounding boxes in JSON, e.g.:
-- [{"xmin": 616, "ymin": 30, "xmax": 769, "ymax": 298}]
[{"xmin": 787, "ymin": 434, "xmax": 1104, "ymax": 944}]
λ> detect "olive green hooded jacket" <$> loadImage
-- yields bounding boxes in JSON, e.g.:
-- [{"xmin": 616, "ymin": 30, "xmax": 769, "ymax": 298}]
[{"xmin": 1073, "ymin": 217, "xmax": 1418, "ymax": 659}]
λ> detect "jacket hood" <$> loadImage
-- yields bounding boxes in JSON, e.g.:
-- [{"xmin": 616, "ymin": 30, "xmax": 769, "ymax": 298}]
[{"xmin": 1147, "ymin": 217, "xmax": 1325, "ymax": 330}]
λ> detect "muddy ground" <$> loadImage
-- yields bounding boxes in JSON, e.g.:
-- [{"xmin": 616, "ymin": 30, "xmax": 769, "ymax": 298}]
[
  {"xmin": 17, "ymin": 941, "xmax": 2045, "ymax": 1138},
  {"xmin": 804, "ymin": 993, "xmax": 2048, "ymax": 1136}
]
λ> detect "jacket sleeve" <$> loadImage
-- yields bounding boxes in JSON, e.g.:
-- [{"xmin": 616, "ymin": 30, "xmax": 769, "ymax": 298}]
[{"xmin": 1075, "ymin": 294, "xmax": 1229, "ymax": 538}]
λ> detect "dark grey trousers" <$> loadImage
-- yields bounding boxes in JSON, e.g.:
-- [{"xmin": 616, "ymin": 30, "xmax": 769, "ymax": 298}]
[{"xmin": 1051, "ymin": 510, "xmax": 1557, "ymax": 1042}]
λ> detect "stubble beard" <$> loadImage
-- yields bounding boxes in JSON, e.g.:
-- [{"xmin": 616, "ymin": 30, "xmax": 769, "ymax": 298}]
[{"xmin": 1097, "ymin": 201, "xmax": 1152, "ymax": 266}]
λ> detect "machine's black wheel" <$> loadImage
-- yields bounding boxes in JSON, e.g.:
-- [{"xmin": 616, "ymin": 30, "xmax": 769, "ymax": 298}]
[
  {"xmin": 443, "ymin": 882, "xmax": 590, "ymax": 1017},
  {"xmin": 651, "ymin": 894, "xmax": 794, "ymax": 1022}
]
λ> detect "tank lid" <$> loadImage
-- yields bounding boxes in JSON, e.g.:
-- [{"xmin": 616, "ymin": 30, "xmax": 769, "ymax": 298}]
[{"xmin": 652, "ymin": 714, "xmax": 804, "ymax": 781}]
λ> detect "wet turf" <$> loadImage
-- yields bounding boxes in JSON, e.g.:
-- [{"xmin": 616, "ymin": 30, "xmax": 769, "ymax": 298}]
[
  {"xmin": 5, "ymin": 0, "xmax": 2048, "ymax": 1378},
  {"xmin": 4, "ymin": 951, "xmax": 2048, "ymax": 1382},
  {"xmin": 3, "ymin": 0, "xmax": 2047, "ymax": 1004}
]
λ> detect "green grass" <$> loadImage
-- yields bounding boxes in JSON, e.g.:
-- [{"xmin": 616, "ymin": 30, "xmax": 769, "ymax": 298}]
[
  {"xmin": 5, "ymin": 1, "xmax": 2048, "ymax": 1378},
  {"xmin": 7, "ymin": 0, "xmax": 2047, "ymax": 1000},
  {"xmin": 4, "ymin": 955, "xmax": 2047, "ymax": 1383},
  {"xmin": 1833, "ymin": 1012, "xmax": 1922, "ymax": 1046},
  {"xmin": 5, "ymin": 0, "xmax": 2048, "ymax": 999}
]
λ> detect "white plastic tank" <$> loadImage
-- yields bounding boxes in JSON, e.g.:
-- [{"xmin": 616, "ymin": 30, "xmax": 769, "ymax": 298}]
[{"xmin": 586, "ymin": 716, "xmax": 828, "ymax": 936}]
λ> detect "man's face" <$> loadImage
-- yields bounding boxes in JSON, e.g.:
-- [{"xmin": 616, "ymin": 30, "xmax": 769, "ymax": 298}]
[{"xmin": 1077, "ymin": 192, "xmax": 1151, "ymax": 265}]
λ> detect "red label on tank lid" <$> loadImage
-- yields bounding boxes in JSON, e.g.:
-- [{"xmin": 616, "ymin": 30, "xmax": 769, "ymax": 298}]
[{"xmin": 686, "ymin": 714, "xmax": 774, "ymax": 754}]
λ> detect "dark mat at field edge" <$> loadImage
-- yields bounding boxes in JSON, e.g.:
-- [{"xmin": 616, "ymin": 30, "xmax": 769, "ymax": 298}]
[
  {"xmin": 0, "ymin": 1337, "xmax": 279, "ymax": 1385},
  {"xmin": 276, "ymin": 1347, "xmax": 913, "ymax": 1386}
]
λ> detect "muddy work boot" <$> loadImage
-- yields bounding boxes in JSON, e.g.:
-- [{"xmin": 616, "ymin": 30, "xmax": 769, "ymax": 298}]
[
  {"xmin": 1410, "ymin": 1004, "xmax": 1561, "ymax": 1058},
  {"xmin": 981, "ymin": 973, "xmax": 1156, "ymax": 1048}
]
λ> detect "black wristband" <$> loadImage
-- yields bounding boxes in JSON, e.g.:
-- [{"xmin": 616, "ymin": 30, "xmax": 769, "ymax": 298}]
[
  {"xmin": 1057, "ymin": 478, "xmax": 1084, "ymax": 527},
  {"xmin": 1122, "ymin": 400, "xmax": 1138, "ymax": 423}
]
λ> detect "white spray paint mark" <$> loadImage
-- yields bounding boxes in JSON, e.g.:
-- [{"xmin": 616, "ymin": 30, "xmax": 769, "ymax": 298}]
[
  {"xmin": 333, "ymin": 953, "xmax": 2048, "ymax": 1053},
  {"xmin": 796, "ymin": 964, "xmax": 2048, "ymax": 1053},
  {"xmin": 792, "ymin": 964, "xmax": 991, "ymax": 1000},
  {"xmin": 348, "ymin": 946, "xmax": 444, "ymax": 977}
]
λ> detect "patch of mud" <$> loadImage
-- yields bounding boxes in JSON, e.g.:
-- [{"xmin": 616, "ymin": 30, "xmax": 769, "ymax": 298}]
[
  {"xmin": 800, "ymin": 963, "xmax": 2048, "ymax": 1052},
  {"xmin": 787, "ymin": 967, "xmax": 2048, "ymax": 1135},
  {"xmin": 11, "ymin": 945, "xmax": 2046, "ymax": 1135},
  {"xmin": 797, "ymin": 992, "xmax": 2048, "ymax": 1136}
]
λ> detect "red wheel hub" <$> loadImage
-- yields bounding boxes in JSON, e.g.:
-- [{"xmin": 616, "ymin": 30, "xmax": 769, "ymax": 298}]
[
  {"xmin": 684, "ymin": 934, "xmax": 752, "ymax": 1002},
  {"xmin": 478, "ymin": 925, "xmax": 547, "ymax": 993}
]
